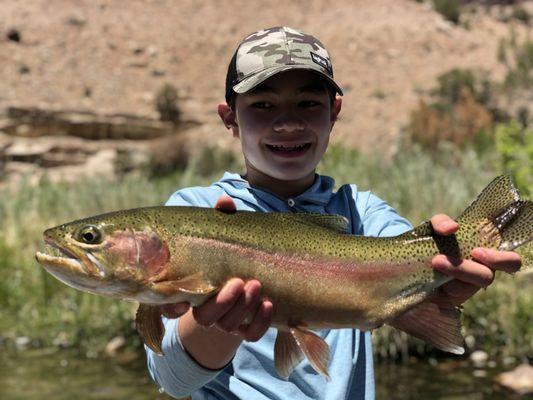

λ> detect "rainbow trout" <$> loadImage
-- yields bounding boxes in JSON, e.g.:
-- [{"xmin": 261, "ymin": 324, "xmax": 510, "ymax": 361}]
[{"xmin": 35, "ymin": 176, "xmax": 532, "ymax": 379}]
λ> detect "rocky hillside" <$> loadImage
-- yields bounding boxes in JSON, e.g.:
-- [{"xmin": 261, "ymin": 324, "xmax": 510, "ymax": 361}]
[{"xmin": 1, "ymin": 0, "xmax": 531, "ymax": 182}]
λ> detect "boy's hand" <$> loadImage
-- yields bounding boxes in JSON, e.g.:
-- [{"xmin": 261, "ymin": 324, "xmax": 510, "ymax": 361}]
[
  {"xmin": 192, "ymin": 278, "xmax": 273, "ymax": 342},
  {"xmin": 160, "ymin": 278, "xmax": 273, "ymax": 342},
  {"xmin": 161, "ymin": 279, "xmax": 272, "ymax": 370},
  {"xmin": 430, "ymin": 214, "xmax": 522, "ymax": 305}
]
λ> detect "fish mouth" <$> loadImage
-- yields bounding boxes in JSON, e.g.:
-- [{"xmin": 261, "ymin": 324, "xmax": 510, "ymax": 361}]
[{"xmin": 35, "ymin": 237, "xmax": 106, "ymax": 279}]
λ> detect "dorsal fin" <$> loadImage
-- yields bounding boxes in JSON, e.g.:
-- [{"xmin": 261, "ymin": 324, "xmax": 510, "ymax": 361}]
[
  {"xmin": 395, "ymin": 221, "xmax": 434, "ymax": 240},
  {"xmin": 292, "ymin": 213, "xmax": 349, "ymax": 233}
]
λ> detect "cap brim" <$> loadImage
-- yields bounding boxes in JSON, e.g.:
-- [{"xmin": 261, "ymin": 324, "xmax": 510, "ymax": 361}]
[{"xmin": 233, "ymin": 65, "xmax": 343, "ymax": 96}]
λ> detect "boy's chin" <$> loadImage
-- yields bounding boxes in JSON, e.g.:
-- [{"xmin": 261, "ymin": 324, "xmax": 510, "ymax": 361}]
[{"xmin": 266, "ymin": 169, "xmax": 316, "ymax": 183}]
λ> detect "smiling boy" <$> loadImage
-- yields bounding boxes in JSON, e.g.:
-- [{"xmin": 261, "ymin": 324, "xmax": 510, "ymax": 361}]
[{"xmin": 145, "ymin": 27, "xmax": 521, "ymax": 399}]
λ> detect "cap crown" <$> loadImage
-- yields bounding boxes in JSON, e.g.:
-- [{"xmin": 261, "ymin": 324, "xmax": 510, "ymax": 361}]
[
  {"xmin": 227, "ymin": 26, "xmax": 342, "ymax": 99},
  {"xmin": 237, "ymin": 26, "xmax": 333, "ymax": 79}
]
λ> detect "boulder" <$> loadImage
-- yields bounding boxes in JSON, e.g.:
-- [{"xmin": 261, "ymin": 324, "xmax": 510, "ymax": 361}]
[
  {"xmin": 5, "ymin": 107, "xmax": 176, "ymax": 140},
  {"xmin": 495, "ymin": 364, "xmax": 533, "ymax": 395}
]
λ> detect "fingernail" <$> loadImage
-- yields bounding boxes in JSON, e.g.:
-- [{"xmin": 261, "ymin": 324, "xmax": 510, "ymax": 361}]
[
  {"xmin": 473, "ymin": 248, "xmax": 487, "ymax": 259},
  {"xmin": 432, "ymin": 255, "xmax": 447, "ymax": 268},
  {"xmin": 444, "ymin": 221, "xmax": 458, "ymax": 231}
]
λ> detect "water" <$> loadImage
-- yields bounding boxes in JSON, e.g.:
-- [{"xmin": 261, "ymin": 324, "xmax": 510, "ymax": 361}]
[
  {"xmin": 0, "ymin": 349, "xmax": 522, "ymax": 399},
  {"xmin": 375, "ymin": 360, "xmax": 523, "ymax": 399},
  {"xmin": 0, "ymin": 348, "xmax": 167, "ymax": 400}
]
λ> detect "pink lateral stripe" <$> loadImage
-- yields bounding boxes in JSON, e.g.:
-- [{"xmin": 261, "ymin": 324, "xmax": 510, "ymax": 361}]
[{"xmin": 180, "ymin": 236, "xmax": 429, "ymax": 282}]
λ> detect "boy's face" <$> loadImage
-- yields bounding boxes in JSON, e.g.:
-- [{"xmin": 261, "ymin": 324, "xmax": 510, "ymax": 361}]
[{"xmin": 219, "ymin": 70, "xmax": 342, "ymax": 191}]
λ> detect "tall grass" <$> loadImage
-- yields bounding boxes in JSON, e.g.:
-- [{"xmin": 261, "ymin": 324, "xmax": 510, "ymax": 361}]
[{"xmin": 0, "ymin": 145, "xmax": 531, "ymax": 359}]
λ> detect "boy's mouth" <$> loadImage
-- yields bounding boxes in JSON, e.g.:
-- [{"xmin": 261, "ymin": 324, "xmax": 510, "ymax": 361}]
[{"xmin": 266, "ymin": 143, "xmax": 312, "ymax": 156}]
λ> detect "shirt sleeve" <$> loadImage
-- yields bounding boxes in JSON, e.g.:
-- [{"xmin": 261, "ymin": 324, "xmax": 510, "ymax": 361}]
[
  {"xmin": 354, "ymin": 188, "xmax": 413, "ymax": 237},
  {"xmin": 146, "ymin": 187, "xmax": 226, "ymax": 398},
  {"xmin": 165, "ymin": 186, "xmax": 224, "ymax": 207}
]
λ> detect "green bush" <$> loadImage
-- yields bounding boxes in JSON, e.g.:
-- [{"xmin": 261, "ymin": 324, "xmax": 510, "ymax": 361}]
[
  {"xmin": 406, "ymin": 68, "xmax": 502, "ymax": 152},
  {"xmin": 433, "ymin": 69, "xmax": 493, "ymax": 107},
  {"xmin": 511, "ymin": 6, "xmax": 530, "ymax": 24},
  {"xmin": 192, "ymin": 146, "xmax": 241, "ymax": 178},
  {"xmin": 495, "ymin": 120, "xmax": 533, "ymax": 197},
  {"xmin": 503, "ymin": 39, "xmax": 533, "ymax": 89},
  {"xmin": 432, "ymin": 0, "xmax": 461, "ymax": 24},
  {"xmin": 147, "ymin": 134, "xmax": 190, "ymax": 177},
  {"xmin": 155, "ymin": 83, "xmax": 181, "ymax": 124}
]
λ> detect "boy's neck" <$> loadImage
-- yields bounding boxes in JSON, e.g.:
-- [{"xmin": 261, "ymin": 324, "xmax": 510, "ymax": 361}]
[{"xmin": 243, "ymin": 170, "xmax": 316, "ymax": 199}]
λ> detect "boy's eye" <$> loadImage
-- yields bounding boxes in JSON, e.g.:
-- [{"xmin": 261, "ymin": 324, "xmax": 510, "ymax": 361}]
[
  {"xmin": 251, "ymin": 101, "xmax": 273, "ymax": 109},
  {"xmin": 299, "ymin": 100, "xmax": 321, "ymax": 108}
]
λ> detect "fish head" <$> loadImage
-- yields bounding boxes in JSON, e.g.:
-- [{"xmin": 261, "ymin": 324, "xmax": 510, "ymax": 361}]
[{"xmin": 35, "ymin": 210, "xmax": 171, "ymax": 300}]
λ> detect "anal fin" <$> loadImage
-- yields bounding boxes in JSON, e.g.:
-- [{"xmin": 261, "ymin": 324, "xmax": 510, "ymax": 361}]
[
  {"xmin": 274, "ymin": 327, "xmax": 331, "ymax": 380},
  {"xmin": 135, "ymin": 304, "xmax": 165, "ymax": 355},
  {"xmin": 389, "ymin": 294, "xmax": 464, "ymax": 355},
  {"xmin": 274, "ymin": 330, "xmax": 305, "ymax": 379}
]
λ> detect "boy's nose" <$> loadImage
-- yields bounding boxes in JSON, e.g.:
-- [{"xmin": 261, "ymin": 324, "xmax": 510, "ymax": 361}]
[{"xmin": 272, "ymin": 113, "xmax": 305, "ymax": 133}]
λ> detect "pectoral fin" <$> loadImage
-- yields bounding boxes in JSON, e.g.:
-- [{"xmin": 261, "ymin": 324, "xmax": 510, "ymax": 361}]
[
  {"xmin": 135, "ymin": 304, "xmax": 165, "ymax": 355},
  {"xmin": 152, "ymin": 272, "xmax": 218, "ymax": 296},
  {"xmin": 389, "ymin": 294, "xmax": 464, "ymax": 355},
  {"xmin": 292, "ymin": 214, "xmax": 349, "ymax": 233},
  {"xmin": 274, "ymin": 327, "xmax": 331, "ymax": 380}
]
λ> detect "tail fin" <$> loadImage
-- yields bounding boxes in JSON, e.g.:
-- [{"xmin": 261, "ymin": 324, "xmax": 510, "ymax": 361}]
[{"xmin": 456, "ymin": 176, "xmax": 533, "ymax": 251}]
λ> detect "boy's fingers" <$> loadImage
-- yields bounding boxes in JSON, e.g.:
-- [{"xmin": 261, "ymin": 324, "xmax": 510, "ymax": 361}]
[
  {"xmin": 432, "ymin": 255, "xmax": 494, "ymax": 288},
  {"xmin": 161, "ymin": 302, "xmax": 190, "ymax": 319},
  {"xmin": 471, "ymin": 248, "xmax": 522, "ymax": 273},
  {"xmin": 192, "ymin": 278, "xmax": 245, "ymax": 326},
  {"xmin": 239, "ymin": 300, "xmax": 274, "ymax": 342},
  {"xmin": 216, "ymin": 280, "xmax": 262, "ymax": 333},
  {"xmin": 430, "ymin": 214, "xmax": 459, "ymax": 236}
]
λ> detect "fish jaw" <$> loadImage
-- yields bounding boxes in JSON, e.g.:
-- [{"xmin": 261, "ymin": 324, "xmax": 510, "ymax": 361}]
[
  {"xmin": 35, "ymin": 249, "xmax": 164, "ymax": 302},
  {"xmin": 35, "ymin": 249, "xmax": 109, "ymax": 294},
  {"xmin": 35, "ymin": 231, "xmax": 142, "ymax": 299}
]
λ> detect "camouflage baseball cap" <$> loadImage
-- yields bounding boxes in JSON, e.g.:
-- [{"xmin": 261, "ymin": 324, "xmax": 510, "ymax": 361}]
[{"xmin": 225, "ymin": 26, "xmax": 343, "ymax": 102}]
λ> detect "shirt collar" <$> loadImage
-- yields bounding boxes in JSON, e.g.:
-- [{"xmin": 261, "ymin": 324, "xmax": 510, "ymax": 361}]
[{"xmin": 215, "ymin": 172, "xmax": 335, "ymax": 211}]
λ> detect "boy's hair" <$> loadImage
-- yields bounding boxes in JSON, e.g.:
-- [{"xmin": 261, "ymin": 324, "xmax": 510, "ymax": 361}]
[{"xmin": 225, "ymin": 26, "xmax": 343, "ymax": 108}]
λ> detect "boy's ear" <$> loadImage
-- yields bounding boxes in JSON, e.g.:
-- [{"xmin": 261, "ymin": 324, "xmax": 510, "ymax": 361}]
[
  {"xmin": 218, "ymin": 103, "xmax": 239, "ymax": 138},
  {"xmin": 330, "ymin": 96, "xmax": 342, "ymax": 126}
]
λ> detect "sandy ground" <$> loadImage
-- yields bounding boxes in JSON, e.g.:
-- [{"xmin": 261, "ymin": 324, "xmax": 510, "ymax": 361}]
[{"xmin": 1, "ymin": 0, "xmax": 530, "ymax": 152}]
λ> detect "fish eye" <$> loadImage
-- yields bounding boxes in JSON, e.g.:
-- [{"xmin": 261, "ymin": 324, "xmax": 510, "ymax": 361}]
[{"xmin": 78, "ymin": 225, "xmax": 103, "ymax": 244}]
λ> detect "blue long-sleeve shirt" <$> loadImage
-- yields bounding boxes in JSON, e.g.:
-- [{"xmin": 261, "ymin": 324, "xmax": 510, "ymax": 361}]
[{"xmin": 146, "ymin": 172, "xmax": 412, "ymax": 400}]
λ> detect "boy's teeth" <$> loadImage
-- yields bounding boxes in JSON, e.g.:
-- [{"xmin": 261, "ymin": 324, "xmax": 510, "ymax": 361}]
[{"xmin": 269, "ymin": 144, "xmax": 308, "ymax": 150}]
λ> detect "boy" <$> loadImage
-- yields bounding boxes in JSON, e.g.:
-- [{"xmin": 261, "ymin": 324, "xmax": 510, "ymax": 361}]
[{"xmin": 146, "ymin": 27, "xmax": 521, "ymax": 399}]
